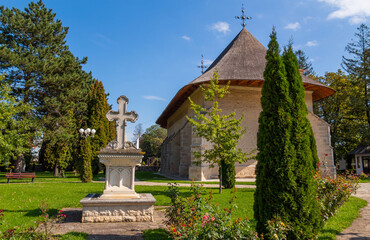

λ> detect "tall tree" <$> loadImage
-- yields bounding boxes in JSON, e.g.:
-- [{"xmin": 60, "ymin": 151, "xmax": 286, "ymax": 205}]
[
  {"xmin": 295, "ymin": 49, "xmax": 316, "ymax": 76},
  {"xmin": 254, "ymin": 28, "xmax": 295, "ymax": 235},
  {"xmin": 342, "ymin": 24, "xmax": 370, "ymax": 134},
  {"xmin": 283, "ymin": 45, "xmax": 322, "ymax": 238},
  {"xmin": 87, "ymin": 80, "xmax": 111, "ymax": 175},
  {"xmin": 132, "ymin": 123, "xmax": 144, "ymax": 145},
  {"xmin": 314, "ymin": 71, "xmax": 366, "ymax": 164},
  {"xmin": 187, "ymin": 71, "xmax": 250, "ymax": 192},
  {"xmin": 0, "ymin": 1, "xmax": 92, "ymax": 174}
]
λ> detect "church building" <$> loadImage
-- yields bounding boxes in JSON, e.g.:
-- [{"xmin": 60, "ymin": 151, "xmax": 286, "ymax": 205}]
[{"xmin": 156, "ymin": 28, "xmax": 336, "ymax": 180}]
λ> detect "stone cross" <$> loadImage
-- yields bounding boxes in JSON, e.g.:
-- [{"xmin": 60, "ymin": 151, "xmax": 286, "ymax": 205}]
[{"xmin": 106, "ymin": 95, "xmax": 138, "ymax": 149}]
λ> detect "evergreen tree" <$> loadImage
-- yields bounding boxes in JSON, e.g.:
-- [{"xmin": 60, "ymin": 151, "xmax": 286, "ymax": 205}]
[
  {"xmin": 254, "ymin": 28, "xmax": 296, "ymax": 235},
  {"xmin": 187, "ymin": 71, "xmax": 250, "ymax": 192},
  {"xmin": 0, "ymin": 1, "xmax": 92, "ymax": 174},
  {"xmin": 295, "ymin": 49, "xmax": 315, "ymax": 76},
  {"xmin": 283, "ymin": 44, "xmax": 322, "ymax": 238},
  {"xmin": 78, "ymin": 137, "xmax": 93, "ymax": 183},
  {"xmin": 342, "ymin": 24, "xmax": 369, "ymax": 138},
  {"xmin": 87, "ymin": 80, "xmax": 111, "ymax": 175}
]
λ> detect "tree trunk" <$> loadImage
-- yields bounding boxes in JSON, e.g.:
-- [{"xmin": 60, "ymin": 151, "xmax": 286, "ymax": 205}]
[
  {"xmin": 219, "ymin": 164, "xmax": 222, "ymax": 194},
  {"xmin": 54, "ymin": 163, "xmax": 59, "ymax": 177},
  {"xmin": 14, "ymin": 154, "xmax": 25, "ymax": 173}
]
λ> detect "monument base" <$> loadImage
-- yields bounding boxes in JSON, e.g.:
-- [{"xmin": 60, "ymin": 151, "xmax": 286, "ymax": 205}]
[{"xmin": 80, "ymin": 193, "xmax": 156, "ymax": 223}]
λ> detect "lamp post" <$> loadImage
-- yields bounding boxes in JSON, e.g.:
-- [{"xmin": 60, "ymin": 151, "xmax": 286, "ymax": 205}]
[
  {"xmin": 79, "ymin": 128, "xmax": 96, "ymax": 138},
  {"xmin": 79, "ymin": 128, "xmax": 96, "ymax": 182}
]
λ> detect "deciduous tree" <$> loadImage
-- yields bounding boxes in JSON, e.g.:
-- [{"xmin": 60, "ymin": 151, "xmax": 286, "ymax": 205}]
[{"xmin": 187, "ymin": 71, "xmax": 250, "ymax": 192}]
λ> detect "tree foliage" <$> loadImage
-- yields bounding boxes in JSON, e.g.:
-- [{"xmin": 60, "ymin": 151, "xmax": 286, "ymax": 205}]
[
  {"xmin": 87, "ymin": 80, "xmax": 114, "ymax": 175},
  {"xmin": 0, "ymin": 1, "xmax": 92, "ymax": 174},
  {"xmin": 0, "ymin": 77, "xmax": 36, "ymax": 166},
  {"xmin": 283, "ymin": 44, "xmax": 322, "ymax": 238},
  {"xmin": 314, "ymin": 71, "xmax": 367, "ymax": 163},
  {"xmin": 295, "ymin": 49, "xmax": 315, "ymax": 76},
  {"xmin": 254, "ymin": 29, "xmax": 322, "ymax": 238},
  {"xmin": 140, "ymin": 124, "xmax": 166, "ymax": 162},
  {"xmin": 187, "ymin": 71, "xmax": 250, "ymax": 192},
  {"xmin": 342, "ymin": 24, "xmax": 370, "ymax": 133}
]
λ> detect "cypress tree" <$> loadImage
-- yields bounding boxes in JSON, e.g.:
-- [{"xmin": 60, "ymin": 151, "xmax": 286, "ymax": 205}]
[
  {"xmin": 78, "ymin": 137, "xmax": 92, "ymax": 183},
  {"xmin": 254, "ymin": 28, "xmax": 296, "ymax": 235},
  {"xmin": 282, "ymin": 44, "xmax": 323, "ymax": 238},
  {"xmin": 87, "ymin": 80, "xmax": 111, "ymax": 175}
]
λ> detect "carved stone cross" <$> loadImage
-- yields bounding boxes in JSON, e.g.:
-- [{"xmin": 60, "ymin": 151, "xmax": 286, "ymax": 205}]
[{"xmin": 106, "ymin": 95, "xmax": 138, "ymax": 149}]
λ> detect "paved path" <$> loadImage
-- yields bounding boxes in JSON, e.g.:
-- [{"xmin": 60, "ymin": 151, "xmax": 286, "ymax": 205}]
[
  {"xmin": 337, "ymin": 183, "xmax": 370, "ymax": 240},
  {"xmin": 135, "ymin": 181, "xmax": 256, "ymax": 188}
]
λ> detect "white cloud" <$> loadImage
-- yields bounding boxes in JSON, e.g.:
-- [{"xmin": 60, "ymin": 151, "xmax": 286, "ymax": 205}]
[
  {"xmin": 210, "ymin": 22, "xmax": 230, "ymax": 34},
  {"xmin": 306, "ymin": 40, "xmax": 319, "ymax": 47},
  {"xmin": 317, "ymin": 0, "xmax": 370, "ymax": 24},
  {"xmin": 143, "ymin": 96, "xmax": 166, "ymax": 101},
  {"xmin": 203, "ymin": 59, "xmax": 213, "ymax": 66},
  {"xmin": 284, "ymin": 22, "xmax": 301, "ymax": 30},
  {"xmin": 181, "ymin": 35, "xmax": 191, "ymax": 41}
]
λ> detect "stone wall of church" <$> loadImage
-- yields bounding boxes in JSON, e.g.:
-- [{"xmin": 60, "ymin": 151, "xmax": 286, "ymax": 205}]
[{"xmin": 161, "ymin": 85, "xmax": 335, "ymax": 180}]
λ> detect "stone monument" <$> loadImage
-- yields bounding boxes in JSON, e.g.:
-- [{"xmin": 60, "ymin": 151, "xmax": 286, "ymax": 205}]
[{"xmin": 80, "ymin": 95, "xmax": 156, "ymax": 223}]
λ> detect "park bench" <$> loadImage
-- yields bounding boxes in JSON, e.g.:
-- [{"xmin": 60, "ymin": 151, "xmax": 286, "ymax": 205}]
[{"xmin": 5, "ymin": 172, "xmax": 36, "ymax": 183}]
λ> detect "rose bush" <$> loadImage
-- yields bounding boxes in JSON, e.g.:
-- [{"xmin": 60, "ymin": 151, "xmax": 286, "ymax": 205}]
[{"xmin": 165, "ymin": 183, "xmax": 259, "ymax": 240}]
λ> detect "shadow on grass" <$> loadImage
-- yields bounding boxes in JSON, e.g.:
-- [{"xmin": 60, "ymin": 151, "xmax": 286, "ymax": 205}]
[
  {"xmin": 57, "ymin": 232, "xmax": 88, "ymax": 240},
  {"xmin": 143, "ymin": 229, "xmax": 169, "ymax": 240}
]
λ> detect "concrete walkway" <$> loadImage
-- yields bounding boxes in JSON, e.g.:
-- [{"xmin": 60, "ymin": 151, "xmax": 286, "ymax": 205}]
[
  {"xmin": 336, "ymin": 183, "xmax": 370, "ymax": 240},
  {"xmin": 135, "ymin": 180, "xmax": 256, "ymax": 188}
]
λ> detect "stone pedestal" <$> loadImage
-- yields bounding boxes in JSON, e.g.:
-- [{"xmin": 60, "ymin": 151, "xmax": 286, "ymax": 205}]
[
  {"xmin": 80, "ymin": 193, "xmax": 156, "ymax": 223},
  {"xmin": 80, "ymin": 147, "xmax": 156, "ymax": 223}
]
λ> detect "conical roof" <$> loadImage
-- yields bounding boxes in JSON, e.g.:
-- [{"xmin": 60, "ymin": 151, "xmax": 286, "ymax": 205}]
[{"xmin": 156, "ymin": 28, "xmax": 335, "ymax": 128}]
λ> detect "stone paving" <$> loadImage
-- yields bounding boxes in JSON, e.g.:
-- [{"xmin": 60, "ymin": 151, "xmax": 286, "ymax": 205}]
[{"xmin": 336, "ymin": 183, "xmax": 370, "ymax": 240}]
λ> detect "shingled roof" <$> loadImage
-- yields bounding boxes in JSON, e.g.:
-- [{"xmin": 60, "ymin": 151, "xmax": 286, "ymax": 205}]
[{"xmin": 156, "ymin": 28, "xmax": 335, "ymax": 128}]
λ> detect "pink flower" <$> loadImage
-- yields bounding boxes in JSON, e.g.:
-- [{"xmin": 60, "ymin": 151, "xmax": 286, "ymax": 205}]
[
  {"xmin": 59, "ymin": 225, "xmax": 61, "ymax": 227},
  {"xmin": 60, "ymin": 210, "xmax": 63, "ymax": 213},
  {"xmin": 325, "ymin": 153, "xmax": 328, "ymax": 156},
  {"xmin": 211, "ymin": 217, "xmax": 215, "ymax": 221},
  {"xmin": 45, "ymin": 215, "xmax": 48, "ymax": 218}
]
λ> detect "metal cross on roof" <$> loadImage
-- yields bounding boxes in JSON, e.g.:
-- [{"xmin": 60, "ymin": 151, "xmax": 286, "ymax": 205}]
[
  {"xmin": 235, "ymin": 4, "xmax": 251, "ymax": 28},
  {"xmin": 197, "ymin": 54, "xmax": 208, "ymax": 74},
  {"xmin": 106, "ymin": 95, "xmax": 138, "ymax": 149}
]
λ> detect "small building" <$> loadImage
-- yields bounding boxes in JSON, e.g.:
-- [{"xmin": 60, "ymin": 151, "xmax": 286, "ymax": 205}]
[
  {"xmin": 349, "ymin": 144, "xmax": 370, "ymax": 175},
  {"xmin": 156, "ymin": 28, "xmax": 336, "ymax": 180}
]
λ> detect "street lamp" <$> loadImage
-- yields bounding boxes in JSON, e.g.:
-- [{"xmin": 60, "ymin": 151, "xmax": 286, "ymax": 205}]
[{"xmin": 79, "ymin": 128, "xmax": 96, "ymax": 138}]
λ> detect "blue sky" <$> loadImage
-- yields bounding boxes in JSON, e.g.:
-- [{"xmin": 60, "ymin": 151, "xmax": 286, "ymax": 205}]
[{"xmin": 2, "ymin": 0, "xmax": 369, "ymax": 140}]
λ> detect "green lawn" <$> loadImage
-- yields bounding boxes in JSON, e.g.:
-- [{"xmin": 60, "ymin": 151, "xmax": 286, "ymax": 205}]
[
  {"xmin": 135, "ymin": 171, "xmax": 256, "ymax": 185},
  {"xmin": 0, "ymin": 181, "xmax": 255, "ymax": 232},
  {"xmin": 359, "ymin": 177, "xmax": 370, "ymax": 183},
  {"xmin": 0, "ymin": 174, "xmax": 366, "ymax": 240},
  {"xmin": 0, "ymin": 171, "xmax": 81, "ymax": 183}
]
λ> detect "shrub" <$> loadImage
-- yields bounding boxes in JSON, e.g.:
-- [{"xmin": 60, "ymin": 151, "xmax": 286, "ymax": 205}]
[
  {"xmin": 165, "ymin": 183, "xmax": 259, "ymax": 240},
  {"xmin": 315, "ymin": 171, "xmax": 359, "ymax": 222}
]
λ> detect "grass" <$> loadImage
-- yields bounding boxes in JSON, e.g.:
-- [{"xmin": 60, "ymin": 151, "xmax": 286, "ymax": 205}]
[
  {"xmin": 359, "ymin": 177, "xmax": 370, "ymax": 183},
  {"xmin": 0, "ymin": 173, "xmax": 367, "ymax": 240},
  {"xmin": 318, "ymin": 196, "xmax": 367, "ymax": 239},
  {"xmin": 135, "ymin": 171, "xmax": 256, "ymax": 185},
  {"xmin": 0, "ymin": 181, "xmax": 255, "ymax": 232}
]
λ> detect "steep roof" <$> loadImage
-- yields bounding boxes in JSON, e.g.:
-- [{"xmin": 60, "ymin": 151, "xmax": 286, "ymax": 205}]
[{"xmin": 156, "ymin": 28, "xmax": 335, "ymax": 128}]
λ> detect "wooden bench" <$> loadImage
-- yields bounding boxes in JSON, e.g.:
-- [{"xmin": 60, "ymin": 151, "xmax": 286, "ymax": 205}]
[{"xmin": 5, "ymin": 172, "xmax": 36, "ymax": 183}]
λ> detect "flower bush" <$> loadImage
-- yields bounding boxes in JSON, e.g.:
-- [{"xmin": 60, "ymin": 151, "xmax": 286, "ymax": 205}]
[
  {"xmin": 315, "ymin": 170, "xmax": 359, "ymax": 222},
  {"xmin": 165, "ymin": 183, "xmax": 259, "ymax": 240},
  {"xmin": 264, "ymin": 217, "xmax": 289, "ymax": 240}
]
